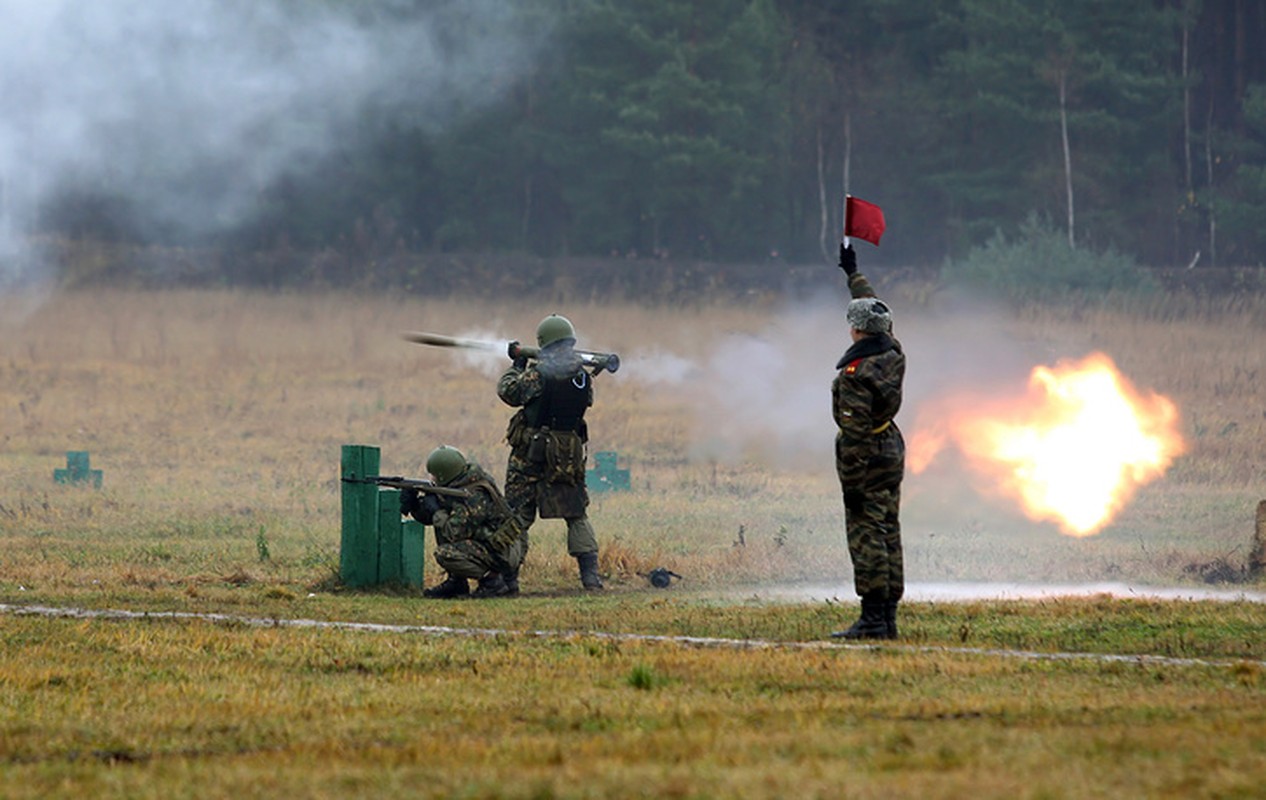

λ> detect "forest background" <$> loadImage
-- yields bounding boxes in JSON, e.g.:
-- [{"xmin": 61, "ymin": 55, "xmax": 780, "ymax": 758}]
[{"xmin": 2, "ymin": 0, "xmax": 1266, "ymax": 295}]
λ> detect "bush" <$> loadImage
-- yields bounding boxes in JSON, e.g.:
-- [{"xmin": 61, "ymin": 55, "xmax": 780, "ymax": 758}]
[{"xmin": 943, "ymin": 214, "xmax": 1160, "ymax": 304}]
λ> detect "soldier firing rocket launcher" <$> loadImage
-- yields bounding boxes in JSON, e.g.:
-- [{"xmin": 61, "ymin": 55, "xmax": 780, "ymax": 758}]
[{"xmin": 402, "ymin": 331, "xmax": 620, "ymax": 375}]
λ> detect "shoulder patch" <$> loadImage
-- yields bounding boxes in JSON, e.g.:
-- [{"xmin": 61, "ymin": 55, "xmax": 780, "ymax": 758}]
[{"xmin": 843, "ymin": 358, "xmax": 862, "ymax": 375}]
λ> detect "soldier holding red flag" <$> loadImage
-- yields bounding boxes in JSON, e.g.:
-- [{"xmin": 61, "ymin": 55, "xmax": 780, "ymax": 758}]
[{"xmin": 830, "ymin": 222, "xmax": 906, "ymax": 640}]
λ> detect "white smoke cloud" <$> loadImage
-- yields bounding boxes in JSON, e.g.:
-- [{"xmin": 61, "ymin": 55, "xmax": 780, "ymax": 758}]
[
  {"xmin": 609, "ymin": 288, "xmax": 1057, "ymax": 473},
  {"xmin": 0, "ymin": 0, "xmax": 550, "ymax": 281},
  {"xmin": 449, "ymin": 328, "xmax": 514, "ymax": 377},
  {"xmin": 617, "ymin": 349, "xmax": 700, "ymax": 386},
  {"xmin": 616, "ymin": 297, "xmax": 845, "ymax": 469}
]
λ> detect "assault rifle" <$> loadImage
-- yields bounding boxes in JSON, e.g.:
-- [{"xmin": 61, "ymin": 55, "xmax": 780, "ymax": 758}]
[{"xmin": 340, "ymin": 475, "xmax": 471, "ymax": 499}]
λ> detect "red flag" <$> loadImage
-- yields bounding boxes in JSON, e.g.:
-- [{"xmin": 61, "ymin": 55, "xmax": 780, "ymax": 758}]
[{"xmin": 844, "ymin": 195, "xmax": 886, "ymax": 246}]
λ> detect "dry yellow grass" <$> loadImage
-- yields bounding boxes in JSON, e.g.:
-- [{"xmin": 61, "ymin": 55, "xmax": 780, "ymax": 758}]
[
  {"xmin": 2, "ymin": 284, "xmax": 1266, "ymax": 798},
  {"xmin": 1, "ymin": 286, "xmax": 1264, "ymax": 598},
  {"xmin": 1, "ymin": 610, "xmax": 1263, "ymax": 800}
]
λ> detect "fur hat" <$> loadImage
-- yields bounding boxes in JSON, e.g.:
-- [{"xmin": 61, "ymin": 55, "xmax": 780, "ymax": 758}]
[{"xmin": 846, "ymin": 297, "xmax": 893, "ymax": 334}]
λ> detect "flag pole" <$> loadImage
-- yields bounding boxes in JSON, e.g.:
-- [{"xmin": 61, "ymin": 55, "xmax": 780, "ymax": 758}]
[{"xmin": 842, "ymin": 194, "xmax": 850, "ymax": 248}]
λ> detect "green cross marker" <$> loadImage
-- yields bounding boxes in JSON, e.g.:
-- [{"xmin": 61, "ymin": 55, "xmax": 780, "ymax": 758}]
[
  {"xmin": 54, "ymin": 451, "xmax": 103, "ymax": 488},
  {"xmin": 587, "ymin": 451, "xmax": 630, "ymax": 492}
]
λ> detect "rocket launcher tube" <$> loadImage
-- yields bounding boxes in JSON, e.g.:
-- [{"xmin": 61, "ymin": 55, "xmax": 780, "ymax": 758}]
[
  {"xmin": 508, "ymin": 341, "xmax": 620, "ymax": 374},
  {"xmin": 403, "ymin": 331, "xmax": 619, "ymax": 374}
]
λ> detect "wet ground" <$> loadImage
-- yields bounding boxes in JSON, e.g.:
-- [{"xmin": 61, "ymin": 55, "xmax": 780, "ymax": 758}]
[{"xmin": 732, "ymin": 581, "xmax": 1266, "ymax": 604}]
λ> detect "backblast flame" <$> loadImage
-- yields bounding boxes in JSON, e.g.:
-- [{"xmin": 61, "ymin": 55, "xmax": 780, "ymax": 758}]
[{"xmin": 909, "ymin": 352, "xmax": 1185, "ymax": 536}]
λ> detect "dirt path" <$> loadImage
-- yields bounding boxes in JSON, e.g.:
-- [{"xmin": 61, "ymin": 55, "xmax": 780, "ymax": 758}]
[{"xmin": 3, "ymin": 601, "xmax": 1262, "ymax": 670}]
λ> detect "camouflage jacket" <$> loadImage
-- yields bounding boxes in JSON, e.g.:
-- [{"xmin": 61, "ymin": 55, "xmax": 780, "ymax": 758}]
[
  {"xmin": 432, "ymin": 464, "xmax": 520, "ymax": 555},
  {"xmin": 833, "ymin": 272, "xmax": 906, "ymax": 488},
  {"xmin": 847, "ymin": 271, "xmax": 879, "ymax": 300}
]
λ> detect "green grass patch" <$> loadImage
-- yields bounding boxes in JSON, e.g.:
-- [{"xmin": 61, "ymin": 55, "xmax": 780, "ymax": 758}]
[{"xmin": 0, "ymin": 609, "xmax": 1263, "ymax": 799}]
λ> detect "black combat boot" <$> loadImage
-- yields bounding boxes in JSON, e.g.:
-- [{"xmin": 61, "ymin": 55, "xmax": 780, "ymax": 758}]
[
  {"xmin": 472, "ymin": 572, "xmax": 511, "ymax": 599},
  {"xmin": 577, "ymin": 552, "xmax": 604, "ymax": 590},
  {"xmin": 501, "ymin": 566, "xmax": 520, "ymax": 598},
  {"xmin": 422, "ymin": 575, "xmax": 469, "ymax": 599},
  {"xmin": 830, "ymin": 591, "xmax": 892, "ymax": 640},
  {"xmin": 885, "ymin": 598, "xmax": 900, "ymax": 639}
]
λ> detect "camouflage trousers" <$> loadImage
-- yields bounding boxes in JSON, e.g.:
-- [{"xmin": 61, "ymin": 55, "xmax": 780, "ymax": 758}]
[
  {"xmin": 505, "ymin": 450, "xmax": 597, "ymax": 557},
  {"xmin": 434, "ymin": 538, "xmax": 500, "ymax": 581},
  {"xmin": 843, "ymin": 485, "xmax": 904, "ymax": 599}
]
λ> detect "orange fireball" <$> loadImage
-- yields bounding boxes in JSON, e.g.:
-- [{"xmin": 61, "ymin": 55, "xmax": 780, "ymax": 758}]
[{"xmin": 909, "ymin": 352, "xmax": 1185, "ymax": 536}]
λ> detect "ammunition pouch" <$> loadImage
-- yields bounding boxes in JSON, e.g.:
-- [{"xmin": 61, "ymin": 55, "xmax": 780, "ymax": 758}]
[
  {"xmin": 537, "ymin": 482, "xmax": 588, "ymax": 519},
  {"xmin": 484, "ymin": 517, "xmax": 525, "ymax": 572},
  {"xmin": 506, "ymin": 410, "xmax": 531, "ymax": 450},
  {"xmin": 542, "ymin": 429, "xmax": 586, "ymax": 486},
  {"xmin": 534, "ymin": 430, "xmax": 588, "ymax": 519},
  {"xmin": 467, "ymin": 478, "xmax": 527, "ymax": 569},
  {"xmin": 527, "ymin": 429, "xmax": 548, "ymax": 463}
]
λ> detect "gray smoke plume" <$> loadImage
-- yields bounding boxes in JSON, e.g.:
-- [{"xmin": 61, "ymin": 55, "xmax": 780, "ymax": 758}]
[
  {"xmin": 0, "ymin": 0, "xmax": 549, "ymax": 282},
  {"xmin": 620, "ymin": 287, "xmax": 1055, "ymax": 474},
  {"xmin": 620, "ymin": 297, "xmax": 846, "ymax": 469}
]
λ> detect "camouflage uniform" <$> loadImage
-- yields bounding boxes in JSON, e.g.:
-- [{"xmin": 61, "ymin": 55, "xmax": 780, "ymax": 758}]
[
  {"xmin": 497, "ymin": 340, "xmax": 601, "ymax": 577},
  {"xmin": 425, "ymin": 463, "xmax": 525, "ymax": 582},
  {"xmin": 833, "ymin": 270, "xmax": 906, "ymax": 622}
]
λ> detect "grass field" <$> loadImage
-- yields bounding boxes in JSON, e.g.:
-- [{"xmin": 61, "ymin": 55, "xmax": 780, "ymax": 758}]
[
  {"xmin": 1, "ymin": 599, "xmax": 1264, "ymax": 799},
  {"xmin": 2, "ymin": 284, "xmax": 1265, "ymax": 796}
]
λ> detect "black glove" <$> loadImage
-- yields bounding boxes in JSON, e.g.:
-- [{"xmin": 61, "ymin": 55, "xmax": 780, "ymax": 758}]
[
  {"xmin": 838, "ymin": 243, "xmax": 857, "ymax": 276},
  {"xmin": 417, "ymin": 493, "xmax": 443, "ymax": 525},
  {"xmin": 400, "ymin": 488, "xmax": 421, "ymax": 517},
  {"xmin": 507, "ymin": 340, "xmax": 528, "ymax": 370},
  {"xmin": 843, "ymin": 489, "xmax": 865, "ymax": 516}
]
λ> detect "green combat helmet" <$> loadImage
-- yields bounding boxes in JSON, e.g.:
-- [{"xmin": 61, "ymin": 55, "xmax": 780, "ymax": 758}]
[
  {"xmin": 536, "ymin": 314, "xmax": 576, "ymax": 348},
  {"xmin": 426, "ymin": 445, "xmax": 467, "ymax": 485}
]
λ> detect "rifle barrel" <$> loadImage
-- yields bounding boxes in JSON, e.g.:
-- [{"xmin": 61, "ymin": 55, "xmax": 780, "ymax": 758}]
[{"xmin": 342, "ymin": 475, "xmax": 470, "ymax": 498}]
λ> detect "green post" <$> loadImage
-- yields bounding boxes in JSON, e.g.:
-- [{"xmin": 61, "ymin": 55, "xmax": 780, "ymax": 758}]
[
  {"xmin": 377, "ymin": 488, "xmax": 404, "ymax": 584},
  {"xmin": 402, "ymin": 520, "xmax": 426, "ymax": 588},
  {"xmin": 340, "ymin": 445, "xmax": 381, "ymax": 588}
]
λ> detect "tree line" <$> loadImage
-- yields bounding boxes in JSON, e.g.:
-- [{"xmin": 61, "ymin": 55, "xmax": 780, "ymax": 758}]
[{"xmin": 38, "ymin": 0, "xmax": 1266, "ymax": 283}]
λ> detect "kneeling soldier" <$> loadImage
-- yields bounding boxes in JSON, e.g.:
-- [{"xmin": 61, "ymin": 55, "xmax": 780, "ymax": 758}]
[{"xmin": 402, "ymin": 445, "xmax": 526, "ymax": 599}]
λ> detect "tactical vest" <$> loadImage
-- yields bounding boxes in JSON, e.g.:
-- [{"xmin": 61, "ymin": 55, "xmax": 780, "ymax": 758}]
[
  {"xmin": 444, "ymin": 469, "xmax": 525, "ymax": 564},
  {"xmin": 526, "ymin": 371, "xmax": 589, "ymax": 433}
]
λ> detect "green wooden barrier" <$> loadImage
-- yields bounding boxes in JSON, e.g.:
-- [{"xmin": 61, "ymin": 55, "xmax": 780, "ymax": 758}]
[
  {"xmin": 340, "ymin": 444, "xmax": 425, "ymax": 590},
  {"xmin": 402, "ymin": 520, "xmax": 426, "ymax": 587},
  {"xmin": 340, "ymin": 445, "xmax": 381, "ymax": 588},
  {"xmin": 377, "ymin": 488, "xmax": 404, "ymax": 584}
]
